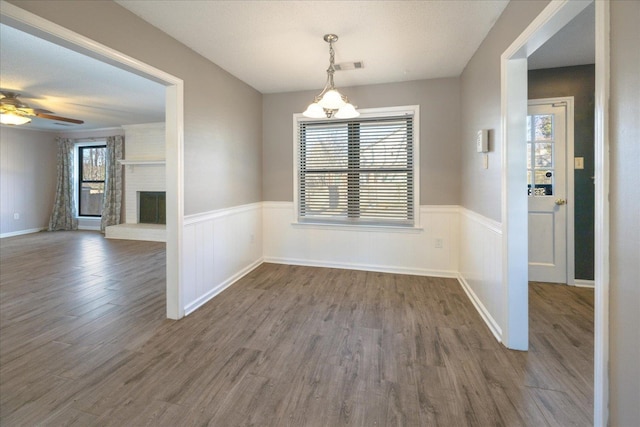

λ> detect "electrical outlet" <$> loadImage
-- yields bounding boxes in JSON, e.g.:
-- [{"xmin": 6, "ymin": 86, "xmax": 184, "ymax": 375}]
[
  {"xmin": 13, "ymin": 213, "xmax": 20, "ymax": 220},
  {"xmin": 435, "ymin": 238, "xmax": 443, "ymax": 249},
  {"xmin": 250, "ymin": 234, "xmax": 255, "ymax": 243}
]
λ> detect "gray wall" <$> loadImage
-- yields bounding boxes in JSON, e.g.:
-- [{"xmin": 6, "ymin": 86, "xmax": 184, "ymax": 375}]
[
  {"xmin": 7, "ymin": 0, "xmax": 640, "ymax": 424},
  {"xmin": 461, "ymin": 0, "xmax": 639, "ymax": 423},
  {"xmin": 460, "ymin": 0, "xmax": 550, "ymax": 221},
  {"xmin": 528, "ymin": 65, "xmax": 595, "ymax": 280},
  {"xmin": 0, "ymin": 127, "xmax": 57, "ymax": 235},
  {"xmin": 610, "ymin": 1, "xmax": 640, "ymax": 425},
  {"xmin": 263, "ymin": 78, "xmax": 461, "ymax": 205},
  {"xmin": 10, "ymin": 0, "xmax": 263, "ymax": 216}
]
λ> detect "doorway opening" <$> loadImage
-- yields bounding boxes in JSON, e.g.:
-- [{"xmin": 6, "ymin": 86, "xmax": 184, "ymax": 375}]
[
  {"xmin": 527, "ymin": 97, "xmax": 574, "ymax": 284},
  {"xmin": 1, "ymin": 2, "xmax": 185, "ymax": 319},
  {"xmin": 501, "ymin": 0, "xmax": 609, "ymax": 425}
]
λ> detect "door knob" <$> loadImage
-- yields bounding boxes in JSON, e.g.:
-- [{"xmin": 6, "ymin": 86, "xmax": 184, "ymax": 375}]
[{"xmin": 555, "ymin": 199, "xmax": 566, "ymax": 205}]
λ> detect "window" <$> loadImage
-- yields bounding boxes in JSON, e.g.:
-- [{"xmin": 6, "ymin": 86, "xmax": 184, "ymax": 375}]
[
  {"xmin": 527, "ymin": 113, "xmax": 554, "ymax": 196},
  {"xmin": 78, "ymin": 145, "xmax": 106, "ymax": 217},
  {"xmin": 296, "ymin": 107, "xmax": 417, "ymax": 227}
]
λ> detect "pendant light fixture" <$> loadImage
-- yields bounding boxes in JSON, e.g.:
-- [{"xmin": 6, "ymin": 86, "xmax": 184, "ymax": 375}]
[{"xmin": 303, "ymin": 34, "xmax": 359, "ymax": 119}]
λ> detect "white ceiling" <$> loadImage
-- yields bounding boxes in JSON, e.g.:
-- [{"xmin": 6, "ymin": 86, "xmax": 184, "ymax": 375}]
[
  {"xmin": 0, "ymin": 1, "xmax": 595, "ymax": 132},
  {"xmin": 0, "ymin": 23, "xmax": 166, "ymax": 131},
  {"xmin": 115, "ymin": 0, "xmax": 510, "ymax": 93},
  {"xmin": 528, "ymin": 2, "xmax": 595, "ymax": 70}
]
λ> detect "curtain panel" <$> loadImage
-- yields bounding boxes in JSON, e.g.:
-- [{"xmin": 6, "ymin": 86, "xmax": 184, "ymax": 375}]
[
  {"xmin": 48, "ymin": 137, "xmax": 78, "ymax": 231},
  {"xmin": 100, "ymin": 135, "xmax": 124, "ymax": 232}
]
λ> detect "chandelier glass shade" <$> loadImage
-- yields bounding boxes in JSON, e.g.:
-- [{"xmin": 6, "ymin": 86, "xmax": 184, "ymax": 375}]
[{"xmin": 303, "ymin": 34, "xmax": 359, "ymax": 119}]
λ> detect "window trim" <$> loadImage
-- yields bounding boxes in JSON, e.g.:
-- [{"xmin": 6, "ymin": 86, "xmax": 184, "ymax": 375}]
[
  {"xmin": 293, "ymin": 105, "xmax": 420, "ymax": 229},
  {"xmin": 75, "ymin": 141, "xmax": 107, "ymax": 218}
]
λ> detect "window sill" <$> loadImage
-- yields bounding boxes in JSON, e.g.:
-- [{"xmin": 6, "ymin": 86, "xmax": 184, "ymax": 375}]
[
  {"xmin": 291, "ymin": 222, "xmax": 423, "ymax": 234},
  {"xmin": 118, "ymin": 160, "xmax": 165, "ymax": 165}
]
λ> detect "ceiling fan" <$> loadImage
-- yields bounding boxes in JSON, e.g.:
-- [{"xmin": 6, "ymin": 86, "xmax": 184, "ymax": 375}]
[{"xmin": 0, "ymin": 91, "xmax": 84, "ymax": 126}]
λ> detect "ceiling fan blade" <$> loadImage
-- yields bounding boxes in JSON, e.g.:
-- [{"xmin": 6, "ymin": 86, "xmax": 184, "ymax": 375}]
[
  {"xmin": 33, "ymin": 108, "xmax": 54, "ymax": 115},
  {"xmin": 35, "ymin": 113, "xmax": 84, "ymax": 124}
]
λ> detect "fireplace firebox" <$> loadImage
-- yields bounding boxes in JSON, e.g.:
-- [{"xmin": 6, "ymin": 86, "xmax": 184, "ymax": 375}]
[{"xmin": 139, "ymin": 192, "xmax": 166, "ymax": 224}]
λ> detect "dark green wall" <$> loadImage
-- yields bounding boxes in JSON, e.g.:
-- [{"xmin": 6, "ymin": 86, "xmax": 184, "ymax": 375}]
[{"xmin": 528, "ymin": 64, "xmax": 595, "ymax": 280}]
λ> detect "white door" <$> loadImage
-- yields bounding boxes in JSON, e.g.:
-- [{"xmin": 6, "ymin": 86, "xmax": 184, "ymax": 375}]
[{"xmin": 528, "ymin": 101, "xmax": 568, "ymax": 283}]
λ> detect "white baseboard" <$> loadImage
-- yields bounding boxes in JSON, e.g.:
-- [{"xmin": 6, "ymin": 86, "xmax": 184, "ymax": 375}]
[
  {"xmin": 0, "ymin": 228, "xmax": 46, "ymax": 239},
  {"xmin": 184, "ymin": 257, "xmax": 264, "ymax": 316},
  {"xmin": 263, "ymin": 256, "xmax": 458, "ymax": 278},
  {"xmin": 574, "ymin": 279, "xmax": 595, "ymax": 288},
  {"xmin": 457, "ymin": 273, "xmax": 503, "ymax": 343}
]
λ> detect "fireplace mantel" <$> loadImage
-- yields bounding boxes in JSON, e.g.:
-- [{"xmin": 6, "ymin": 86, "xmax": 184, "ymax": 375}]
[{"xmin": 118, "ymin": 159, "xmax": 165, "ymax": 171}]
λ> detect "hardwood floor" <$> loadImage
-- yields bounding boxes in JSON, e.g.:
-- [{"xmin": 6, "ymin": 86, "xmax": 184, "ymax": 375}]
[{"xmin": 0, "ymin": 231, "xmax": 593, "ymax": 426}]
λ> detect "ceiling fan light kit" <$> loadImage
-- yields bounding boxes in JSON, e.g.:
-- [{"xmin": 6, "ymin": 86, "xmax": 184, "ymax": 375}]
[
  {"xmin": 303, "ymin": 34, "xmax": 359, "ymax": 120},
  {"xmin": 0, "ymin": 111, "xmax": 32, "ymax": 125},
  {"xmin": 0, "ymin": 91, "xmax": 84, "ymax": 126}
]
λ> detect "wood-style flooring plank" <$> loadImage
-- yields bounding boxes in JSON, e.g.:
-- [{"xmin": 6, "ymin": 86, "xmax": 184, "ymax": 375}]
[{"xmin": 0, "ymin": 231, "xmax": 593, "ymax": 426}]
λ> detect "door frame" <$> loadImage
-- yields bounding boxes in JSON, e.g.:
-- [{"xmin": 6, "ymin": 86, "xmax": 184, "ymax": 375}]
[
  {"xmin": 528, "ymin": 96, "xmax": 575, "ymax": 285},
  {"xmin": 501, "ymin": 0, "xmax": 609, "ymax": 425},
  {"xmin": 0, "ymin": 1, "xmax": 186, "ymax": 319}
]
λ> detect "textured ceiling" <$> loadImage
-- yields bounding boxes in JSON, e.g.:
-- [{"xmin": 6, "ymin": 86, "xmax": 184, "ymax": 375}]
[
  {"xmin": 115, "ymin": 0, "xmax": 511, "ymax": 93},
  {"xmin": 0, "ymin": 1, "xmax": 595, "ymax": 132}
]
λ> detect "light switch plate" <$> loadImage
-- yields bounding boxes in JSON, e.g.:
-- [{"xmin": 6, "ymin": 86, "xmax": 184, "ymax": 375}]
[
  {"xmin": 574, "ymin": 157, "xmax": 584, "ymax": 169},
  {"xmin": 476, "ymin": 129, "xmax": 489, "ymax": 153}
]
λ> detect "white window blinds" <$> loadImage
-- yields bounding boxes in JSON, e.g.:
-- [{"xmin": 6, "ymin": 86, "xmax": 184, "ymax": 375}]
[{"xmin": 298, "ymin": 114, "xmax": 415, "ymax": 226}]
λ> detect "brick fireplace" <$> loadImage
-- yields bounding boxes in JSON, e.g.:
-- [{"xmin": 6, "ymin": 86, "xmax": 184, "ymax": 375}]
[{"xmin": 105, "ymin": 123, "xmax": 166, "ymax": 242}]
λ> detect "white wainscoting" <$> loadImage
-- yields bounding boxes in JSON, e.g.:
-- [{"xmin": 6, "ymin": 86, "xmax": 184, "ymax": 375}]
[
  {"xmin": 182, "ymin": 202, "xmax": 263, "ymax": 315},
  {"xmin": 457, "ymin": 208, "xmax": 503, "ymax": 342},
  {"xmin": 182, "ymin": 201, "xmax": 506, "ymax": 348},
  {"xmin": 263, "ymin": 202, "xmax": 459, "ymax": 278}
]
